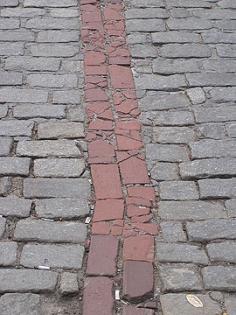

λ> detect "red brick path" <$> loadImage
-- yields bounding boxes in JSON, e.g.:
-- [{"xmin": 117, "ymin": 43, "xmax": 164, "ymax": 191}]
[{"xmin": 81, "ymin": 1, "xmax": 159, "ymax": 313}]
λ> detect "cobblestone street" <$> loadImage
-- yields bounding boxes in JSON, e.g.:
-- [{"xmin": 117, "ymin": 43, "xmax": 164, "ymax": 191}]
[{"xmin": 0, "ymin": 0, "xmax": 235, "ymax": 314}]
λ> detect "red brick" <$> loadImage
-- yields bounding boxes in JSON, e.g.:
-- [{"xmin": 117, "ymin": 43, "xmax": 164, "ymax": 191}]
[
  {"xmin": 119, "ymin": 157, "xmax": 150, "ymax": 184},
  {"xmin": 85, "ymin": 65, "xmax": 107, "ymax": 75},
  {"xmin": 104, "ymin": 5, "xmax": 124, "ymax": 21},
  {"xmin": 91, "ymin": 164, "xmax": 122, "ymax": 199},
  {"xmin": 132, "ymin": 223, "xmax": 159, "ymax": 236},
  {"xmin": 85, "ymin": 51, "xmax": 106, "ymax": 65},
  {"xmin": 116, "ymin": 120, "xmax": 141, "ymax": 131},
  {"xmin": 111, "ymin": 225, "xmax": 123, "ymax": 236},
  {"xmin": 109, "ymin": 65, "xmax": 134, "ymax": 89},
  {"xmin": 85, "ymin": 88, "xmax": 108, "ymax": 102},
  {"xmin": 87, "ymin": 235, "xmax": 118, "ymax": 276},
  {"xmin": 127, "ymin": 205, "xmax": 150, "ymax": 217},
  {"xmin": 116, "ymin": 99, "xmax": 138, "ymax": 114},
  {"xmin": 128, "ymin": 187, "xmax": 155, "ymax": 202},
  {"xmin": 93, "ymin": 199, "xmax": 124, "ymax": 221},
  {"xmin": 83, "ymin": 277, "xmax": 113, "ymax": 315},
  {"xmin": 123, "ymin": 235, "xmax": 154, "ymax": 262},
  {"xmin": 123, "ymin": 261, "xmax": 154, "ymax": 302},
  {"xmin": 92, "ymin": 222, "xmax": 110, "ymax": 234},
  {"xmin": 88, "ymin": 118, "xmax": 113, "ymax": 131},
  {"xmin": 123, "ymin": 305, "xmax": 154, "ymax": 315},
  {"xmin": 127, "ymin": 196, "xmax": 152, "ymax": 208},
  {"xmin": 117, "ymin": 135, "xmax": 143, "ymax": 150},
  {"xmin": 88, "ymin": 140, "xmax": 115, "ymax": 163},
  {"xmin": 131, "ymin": 214, "xmax": 153, "ymax": 223}
]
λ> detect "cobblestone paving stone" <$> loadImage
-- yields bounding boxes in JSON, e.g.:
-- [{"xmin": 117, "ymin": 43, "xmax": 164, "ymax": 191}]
[
  {"xmin": 0, "ymin": 0, "xmax": 90, "ymax": 314},
  {"xmin": 124, "ymin": 0, "xmax": 236, "ymax": 313}
]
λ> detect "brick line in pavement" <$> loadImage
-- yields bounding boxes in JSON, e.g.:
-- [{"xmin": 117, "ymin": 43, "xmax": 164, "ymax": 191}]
[{"xmin": 80, "ymin": 0, "xmax": 159, "ymax": 314}]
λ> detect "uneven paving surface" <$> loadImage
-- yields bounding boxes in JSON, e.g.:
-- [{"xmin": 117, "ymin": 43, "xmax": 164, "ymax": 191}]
[
  {"xmin": 0, "ymin": 0, "xmax": 89, "ymax": 314},
  {"xmin": 125, "ymin": 0, "xmax": 236, "ymax": 313}
]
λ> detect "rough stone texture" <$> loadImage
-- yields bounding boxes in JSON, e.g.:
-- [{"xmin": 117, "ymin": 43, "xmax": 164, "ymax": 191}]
[
  {"xmin": 0, "ymin": 293, "xmax": 41, "ymax": 315},
  {"xmin": 207, "ymin": 241, "xmax": 236, "ymax": 263},
  {"xmin": 0, "ymin": 242, "xmax": 17, "ymax": 266},
  {"xmin": 202, "ymin": 266, "xmax": 236, "ymax": 291},
  {"xmin": 0, "ymin": 197, "xmax": 31, "ymax": 217},
  {"xmin": 0, "ymin": 217, "xmax": 6, "ymax": 238},
  {"xmin": 59, "ymin": 272, "xmax": 78, "ymax": 296}
]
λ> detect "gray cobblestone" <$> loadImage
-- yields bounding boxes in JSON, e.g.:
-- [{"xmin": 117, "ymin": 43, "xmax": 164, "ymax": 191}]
[
  {"xmin": 167, "ymin": 18, "xmax": 212, "ymax": 30},
  {"xmin": 166, "ymin": 0, "xmax": 212, "ymax": 7},
  {"xmin": 5, "ymin": 56, "xmax": 60, "ymax": 71},
  {"xmin": 146, "ymin": 144, "xmax": 189, "ymax": 162},
  {"xmin": 27, "ymin": 74, "xmax": 78, "ymax": 88},
  {"xmin": 187, "ymin": 73, "xmax": 236, "ymax": 87},
  {"xmin": 38, "ymin": 122, "xmax": 84, "ymax": 139},
  {"xmin": 225, "ymin": 296, "xmax": 236, "ymax": 315},
  {"xmin": 203, "ymin": 59, "xmax": 236, "ymax": 72},
  {"xmin": 130, "ymin": 0, "xmax": 164, "ymax": 7},
  {"xmin": 0, "ymin": 106, "xmax": 8, "ymax": 118},
  {"xmin": 14, "ymin": 219, "xmax": 87, "ymax": 243},
  {"xmin": 37, "ymin": 30, "xmax": 79, "ymax": 42},
  {"xmin": 157, "ymin": 243, "xmax": 208, "ymax": 265},
  {"xmin": 0, "ymin": 218, "xmax": 6, "ymax": 238},
  {"xmin": 0, "ymin": 242, "xmax": 17, "ymax": 266},
  {"xmin": 202, "ymin": 31, "xmax": 236, "ymax": 44},
  {"xmin": 199, "ymin": 178, "xmax": 236, "ymax": 198},
  {"xmin": 24, "ymin": 0, "xmax": 78, "ymax": 7},
  {"xmin": 186, "ymin": 88, "xmax": 206, "ymax": 104},
  {"xmin": 35, "ymin": 198, "xmax": 89, "ymax": 219},
  {"xmin": 0, "ymin": 43, "xmax": 23, "ymax": 55},
  {"xmin": 0, "ymin": 293, "xmax": 41, "ymax": 315},
  {"xmin": 23, "ymin": 178, "xmax": 90, "ymax": 198},
  {"xmin": 0, "ymin": 88, "xmax": 48, "ymax": 103},
  {"xmin": 207, "ymin": 241, "xmax": 236, "ymax": 263},
  {"xmin": 53, "ymin": 90, "xmax": 81, "ymax": 104},
  {"xmin": 0, "ymin": 138, "xmax": 12, "ymax": 156},
  {"xmin": 225, "ymin": 199, "xmax": 236, "ymax": 218},
  {"xmin": 59, "ymin": 273, "xmax": 78, "ymax": 295},
  {"xmin": 194, "ymin": 105, "xmax": 236, "ymax": 123},
  {"xmin": 0, "ymin": 30, "xmax": 34, "ymax": 42},
  {"xmin": 159, "ymin": 44, "xmax": 211, "ymax": 58},
  {"xmin": 153, "ymin": 127, "xmax": 195, "ymax": 143},
  {"xmin": 190, "ymin": 140, "xmax": 236, "ymax": 158},
  {"xmin": 30, "ymin": 44, "xmax": 78, "ymax": 57},
  {"xmin": 25, "ymin": 18, "xmax": 79, "ymax": 30},
  {"xmin": 154, "ymin": 111, "xmax": 194, "ymax": 126},
  {"xmin": 0, "ymin": 158, "xmax": 30, "ymax": 176},
  {"xmin": 0, "ymin": 0, "xmax": 18, "ymax": 6},
  {"xmin": 198, "ymin": 123, "xmax": 226, "ymax": 139},
  {"xmin": 187, "ymin": 219, "xmax": 236, "ymax": 241},
  {"xmin": 0, "ymin": 269, "xmax": 57, "ymax": 292},
  {"xmin": 152, "ymin": 31, "xmax": 201, "ymax": 43},
  {"xmin": 17, "ymin": 140, "xmax": 81, "ymax": 157},
  {"xmin": 0, "ymin": 121, "xmax": 33, "ymax": 137},
  {"xmin": 160, "ymin": 181, "xmax": 199, "ymax": 200},
  {"xmin": 0, "ymin": 19, "xmax": 20, "ymax": 30},
  {"xmin": 0, "ymin": 196, "xmax": 31, "ymax": 217},
  {"xmin": 159, "ymin": 222, "xmax": 186, "ymax": 242},
  {"xmin": 49, "ymin": 8, "xmax": 79, "ymax": 18},
  {"xmin": 151, "ymin": 162, "xmax": 179, "ymax": 181},
  {"xmin": 159, "ymin": 200, "xmax": 226, "ymax": 220},
  {"xmin": 209, "ymin": 87, "xmax": 236, "ymax": 102},
  {"xmin": 203, "ymin": 266, "xmax": 236, "ymax": 291},
  {"xmin": 153, "ymin": 59, "xmax": 200, "ymax": 74},
  {"xmin": 13, "ymin": 104, "xmax": 65, "ymax": 119},
  {"xmin": 217, "ymin": 44, "xmax": 236, "ymax": 58},
  {"xmin": 34, "ymin": 158, "xmax": 85, "ymax": 177},
  {"xmin": 135, "ymin": 74, "xmax": 186, "ymax": 90},
  {"xmin": 228, "ymin": 123, "xmax": 236, "ymax": 137},
  {"xmin": 21, "ymin": 244, "xmax": 84, "ymax": 269},
  {"xmin": 1, "ymin": 8, "xmax": 45, "ymax": 17},
  {"xmin": 0, "ymin": 178, "xmax": 11, "ymax": 196},
  {"xmin": 126, "ymin": 19, "xmax": 165, "ymax": 33}
]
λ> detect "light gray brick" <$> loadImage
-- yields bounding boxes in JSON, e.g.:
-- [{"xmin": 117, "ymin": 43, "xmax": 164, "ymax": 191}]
[
  {"xmin": 202, "ymin": 31, "xmax": 236, "ymax": 44},
  {"xmin": 0, "ymin": 217, "xmax": 6, "ymax": 238},
  {"xmin": 209, "ymin": 87, "xmax": 236, "ymax": 102},
  {"xmin": 157, "ymin": 243, "xmax": 208, "ymax": 264},
  {"xmin": 0, "ymin": 120, "xmax": 33, "ymax": 136},
  {"xmin": 131, "ymin": 44, "xmax": 157, "ymax": 58},
  {"xmin": 167, "ymin": 18, "xmax": 212, "ymax": 30},
  {"xmin": 34, "ymin": 158, "xmax": 85, "ymax": 177},
  {"xmin": 127, "ymin": 33, "xmax": 148, "ymax": 45},
  {"xmin": 161, "ymin": 294, "xmax": 221, "ymax": 315},
  {"xmin": 0, "ymin": 158, "xmax": 30, "ymax": 176},
  {"xmin": 130, "ymin": 0, "xmax": 165, "ymax": 7},
  {"xmin": 5, "ymin": 56, "xmax": 60, "ymax": 71},
  {"xmin": 190, "ymin": 139, "xmax": 236, "ymax": 158},
  {"xmin": 0, "ymin": 138, "xmax": 12, "ymax": 156},
  {"xmin": 160, "ymin": 265, "xmax": 202, "ymax": 291},
  {"xmin": 0, "ymin": 19, "xmax": 19, "ymax": 30},
  {"xmin": 160, "ymin": 181, "xmax": 199, "ymax": 200},
  {"xmin": 180, "ymin": 158, "xmax": 236, "ymax": 179},
  {"xmin": 166, "ymin": 0, "xmax": 212, "ymax": 7},
  {"xmin": 159, "ymin": 200, "xmax": 226, "ymax": 220},
  {"xmin": 187, "ymin": 219, "xmax": 236, "ymax": 241},
  {"xmin": 228, "ymin": 123, "xmax": 236, "ymax": 137},
  {"xmin": 38, "ymin": 122, "xmax": 84, "ymax": 139},
  {"xmin": 0, "ymin": 293, "xmax": 41, "ymax": 315},
  {"xmin": 21, "ymin": 244, "xmax": 84, "ymax": 269},
  {"xmin": 198, "ymin": 123, "xmax": 226, "ymax": 139},
  {"xmin": 1, "ymin": 8, "xmax": 45, "ymax": 17},
  {"xmin": 37, "ymin": 30, "xmax": 79, "ymax": 42},
  {"xmin": 0, "ymin": 196, "xmax": 31, "ymax": 217},
  {"xmin": 0, "ymin": 30, "xmax": 34, "ymax": 41},
  {"xmin": 0, "ymin": 177, "xmax": 11, "ymax": 196},
  {"xmin": 24, "ymin": 0, "xmax": 77, "ymax": 7},
  {"xmin": 151, "ymin": 162, "xmax": 179, "ymax": 181},
  {"xmin": 35, "ymin": 198, "xmax": 89, "ymax": 219},
  {"xmin": 160, "ymin": 44, "xmax": 211, "ymax": 58},
  {"xmin": 199, "ymin": 178, "xmax": 236, "ymax": 198},
  {"xmin": 0, "ymin": 269, "xmax": 57, "ymax": 293},
  {"xmin": 0, "ymin": 72, "xmax": 22, "ymax": 85},
  {"xmin": 30, "ymin": 44, "xmax": 78, "ymax": 57},
  {"xmin": 225, "ymin": 199, "xmax": 236, "ymax": 218},
  {"xmin": 0, "ymin": 43, "xmax": 23, "ymax": 55},
  {"xmin": 14, "ymin": 219, "xmax": 87, "ymax": 243},
  {"xmin": 135, "ymin": 74, "xmax": 186, "ymax": 90},
  {"xmin": 23, "ymin": 178, "xmax": 90, "ymax": 198},
  {"xmin": 126, "ymin": 19, "xmax": 165, "ymax": 33},
  {"xmin": 203, "ymin": 266, "xmax": 236, "ymax": 291},
  {"xmin": 0, "ymin": 88, "xmax": 48, "ymax": 103},
  {"xmin": 0, "ymin": 0, "xmax": 18, "ymax": 6},
  {"xmin": 0, "ymin": 242, "xmax": 17, "ymax": 266},
  {"xmin": 140, "ymin": 92, "xmax": 189, "ymax": 111},
  {"xmin": 225, "ymin": 296, "xmax": 236, "ymax": 315},
  {"xmin": 203, "ymin": 59, "xmax": 236, "ymax": 72},
  {"xmin": 53, "ymin": 90, "xmax": 81, "ymax": 104},
  {"xmin": 207, "ymin": 241, "xmax": 236, "ymax": 263},
  {"xmin": 0, "ymin": 105, "xmax": 8, "ymax": 118},
  {"xmin": 153, "ymin": 59, "xmax": 200, "ymax": 74},
  {"xmin": 154, "ymin": 111, "xmax": 194, "ymax": 126},
  {"xmin": 217, "ymin": 44, "xmax": 236, "ymax": 58},
  {"xmin": 126, "ymin": 8, "xmax": 168, "ymax": 19},
  {"xmin": 17, "ymin": 140, "xmax": 81, "ymax": 157},
  {"xmin": 194, "ymin": 106, "xmax": 236, "ymax": 123},
  {"xmin": 61, "ymin": 60, "xmax": 83, "ymax": 73},
  {"xmin": 153, "ymin": 127, "xmax": 194, "ymax": 143},
  {"xmin": 67, "ymin": 106, "xmax": 85, "ymax": 121},
  {"xmin": 192, "ymin": 8, "xmax": 236, "ymax": 19},
  {"xmin": 187, "ymin": 73, "xmax": 236, "ymax": 86},
  {"xmin": 146, "ymin": 144, "xmax": 189, "ymax": 162},
  {"xmin": 59, "ymin": 273, "xmax": 78, "ymax": 295},
  {"xmin": 215, "ymin": 20, "xmax": 236, "ymax": 30},
  {"xmin": 219, "ymin": 0, "xmax": 236, "ymax": 8},
  {"xmin": 13, "ymin": 104, "xmax": 65, "ymax": 119},
  {"xmin": 25, "ymin": 18, "xmax": 79, "ymax": 30},
  {"xmin": 27, "ymin": 74, "xmax": 77, "ymax": 88},
  {"xmin": 159, "ymin": 222, "xmax": 186, "ymax": 242},
  {"xmin": 186, "ymin": 88, "xmax": 206, "ymax": 104},
  {"xmin": 152, "ymin": 31, "xmax": 201, "ymax": 43},
  {"xmin": 49, "ymin": 8, "xmax": 79, "ymax": 18}
]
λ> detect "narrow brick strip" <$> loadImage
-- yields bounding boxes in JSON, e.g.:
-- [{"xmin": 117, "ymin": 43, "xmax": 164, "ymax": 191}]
[{"xmin": 80, "ymin": 0, "xmax": 159, "ymax": 313}]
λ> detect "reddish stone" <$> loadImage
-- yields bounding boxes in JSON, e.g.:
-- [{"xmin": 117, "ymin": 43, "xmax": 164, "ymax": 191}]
[
  {"xmin": 104, "ymin": 5, "xmax": 124, "ymax": 21},
  {"xmin": 128, "ymin": 187, "xmax": 155, "ymax": 202},
  {"xmin": 82, "ymin": 11, "xmax": 102, "ymax": 23},
  {"xmin": 127, "ymin": 205, "xmax": 150, "ymax": 218},
  {"xmin": 109, "ymin": 65, "xmax": 134, "ymax": 89},
  {"xmin": 88, "ymin": 139, "xmax": 115, "ymax": 163},
  {"xmin": 93, "ymin": 199, "xmax": 124, "ymax": 221},
  {"xmin": 127, "ymin": 197, "xmax": 152, "ymax": 208},
  {"xmin": 85, "ymin": 88, "xmax": 108, "ymax": 102},
  {"xmin": 123, "ymin": 305, "xmax": 154, "ymax": 315},
  {"xmin": 131, "ymin": 214, "xmax": 153, "ymax": 223},
  {"xmin": 85, "ymin": 51, "xmax": 106, "ymax": 65},
  {"xmin": 123, "ymin": 235, "xmax": 154, "ymax": 262},
  {"xmin": 111, "ymin": 225, "xmax": 123, "ymax": 236},
  {"xmin": 86, "ymin": 101, "xmax": 110, "ymax": 116},
  {"xmin": 87, "ymin": 235, "xmax": 118, "ymax": 276},
  {"xmin": 116, "ymin": 120, "xmax": 141, "ymax": 131},
  {"xmin": 132, "ymin": 223, "xmax": 159, "ymax": 236},
  {"xmin": 109, "ymin": 56, "xmax": 130, "ymax": 65},
  {"xmin": 88, "ymin": 118, "xmax": 113, "ymax": 131},
  {"xmin": 92, "ymin": 222, "xmax": 110, "ymax": 234},
  {"xmin": 86, "ymin": 75, "xmax": 107, "ymax": 88},
  {"xmin": 85, "ymin": 65, "xmax": 107, "ymax": 75},
  {"xmin": 83, "ymin": 277, "xmax": 113, "ymax": 315},
  {"xmin": 116, "ymin": 99, "xmax": 138, "ymax": 114},
  {"xmin": 123, "ymin": 261, "xmax": 154, "ymax": 302},
  {"xmin": 91, "ymin": 164, "xmax": 122, "ymax": 199},
  {"xmin": 119, "ymin": 157, "xmax": 150, "ymax": 184},
  {"xmin": 116, "ymin": 135, "xmax": 143, "ymax": 151}
]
